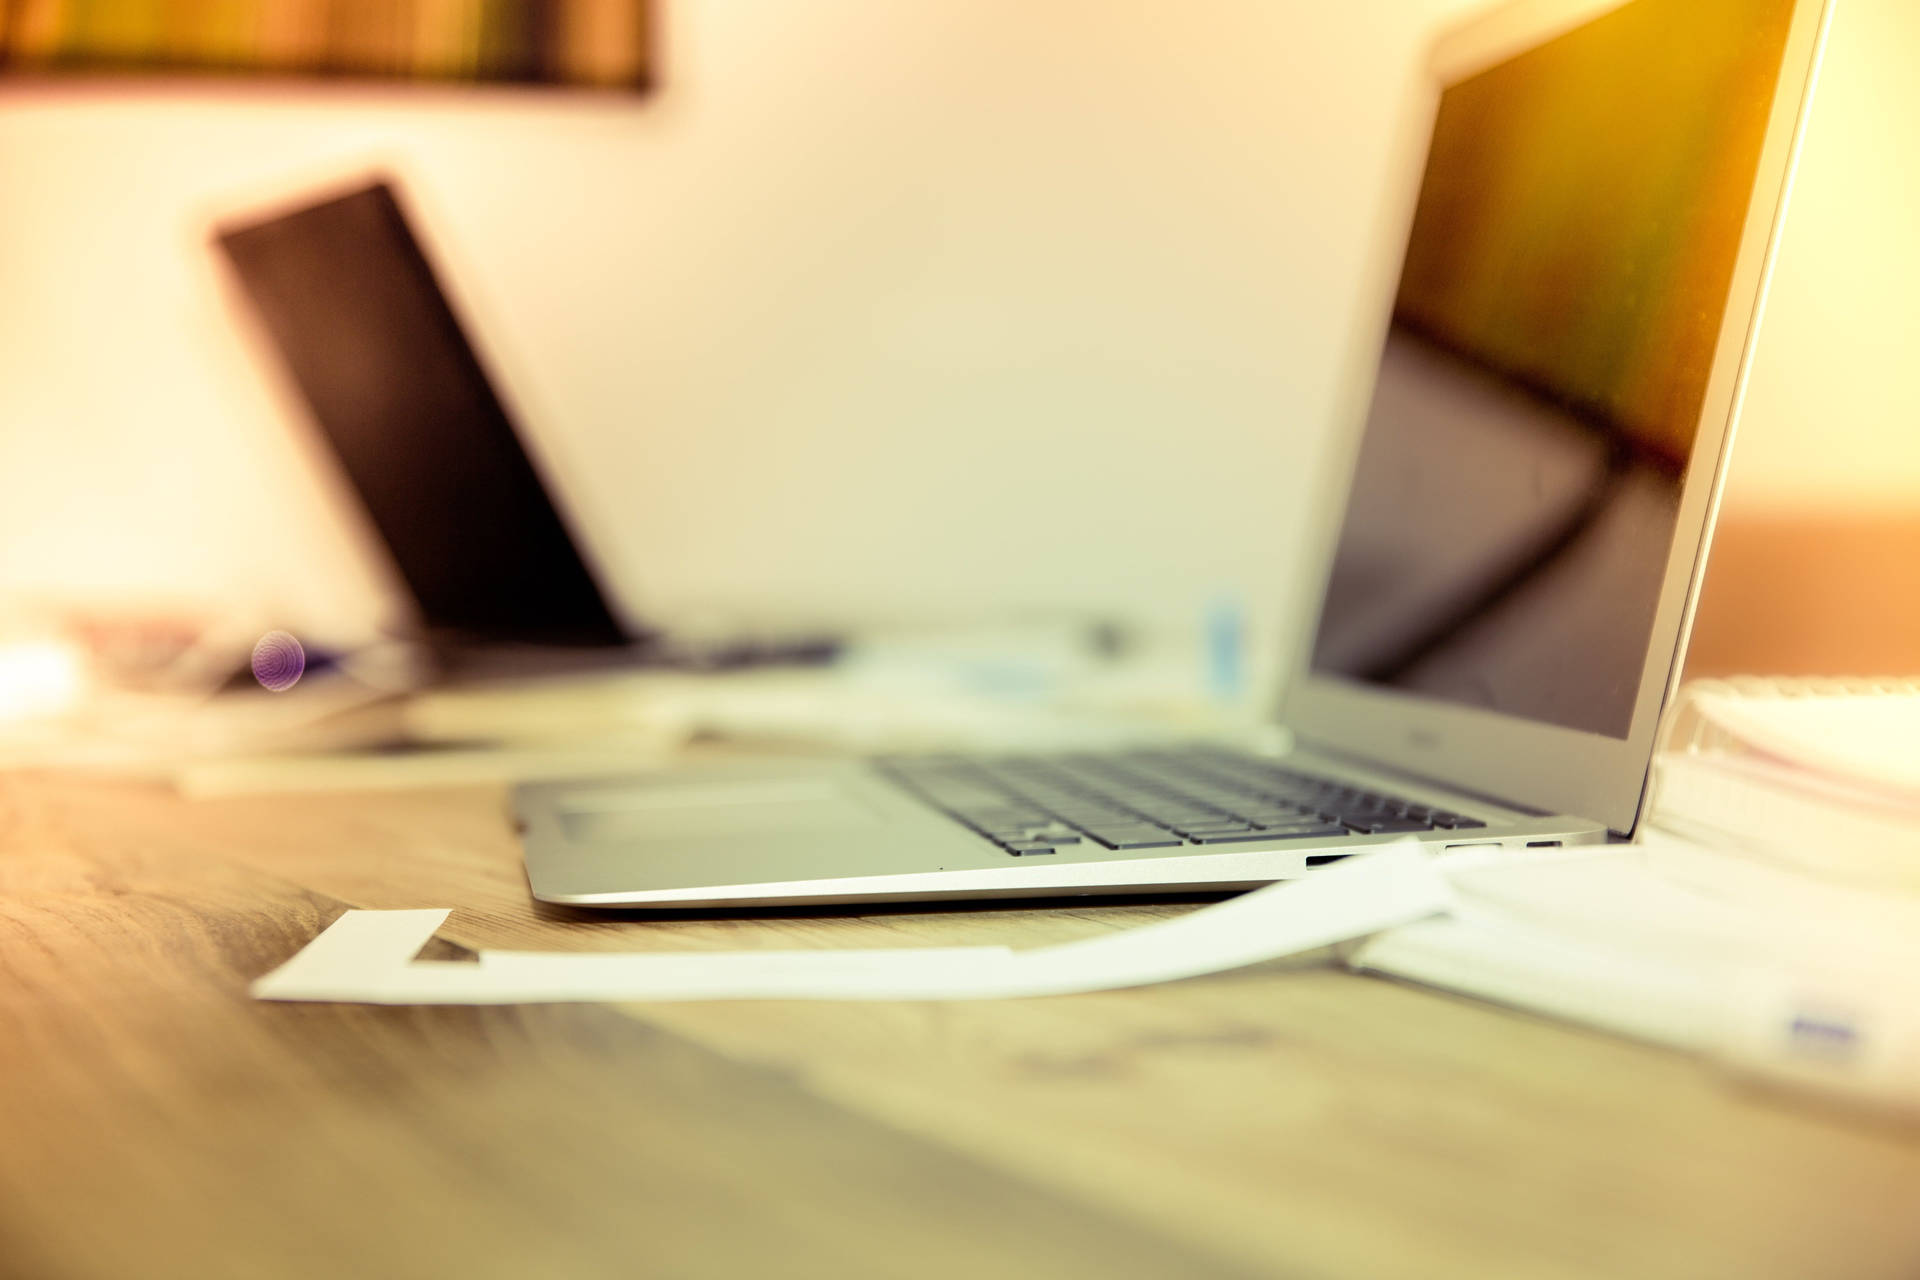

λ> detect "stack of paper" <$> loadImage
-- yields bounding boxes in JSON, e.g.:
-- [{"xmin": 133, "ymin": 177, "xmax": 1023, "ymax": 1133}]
[{"xmin": 1350, "ymin": 834, "xmax": 1920, "ymax": 1110}]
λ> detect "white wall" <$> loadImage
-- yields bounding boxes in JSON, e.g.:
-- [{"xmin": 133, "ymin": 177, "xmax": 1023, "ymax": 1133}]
[
  {"xmin": 1726, "ymin": 0, "xmax": 1920, "ymax": 512},
  {"xmin": 0, "ymin": 0, "xmax": 1913, "ymax": 651}
]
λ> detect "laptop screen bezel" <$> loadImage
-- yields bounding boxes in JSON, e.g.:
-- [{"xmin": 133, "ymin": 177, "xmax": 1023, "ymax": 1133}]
[{"xmin": 1275, "ymin": 0, "xmax": 1834, "ymax": 836}]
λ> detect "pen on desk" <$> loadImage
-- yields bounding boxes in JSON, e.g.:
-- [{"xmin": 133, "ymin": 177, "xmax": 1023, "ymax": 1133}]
[{"xmin": 1719, "ymin": 974, "xmax": 1920, "ymax": 1113}]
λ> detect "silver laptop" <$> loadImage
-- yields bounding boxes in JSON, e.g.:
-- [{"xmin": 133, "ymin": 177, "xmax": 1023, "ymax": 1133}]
[{"xmin": 515, "ymin": 0, "xmax": 1831, "ymax": 909}]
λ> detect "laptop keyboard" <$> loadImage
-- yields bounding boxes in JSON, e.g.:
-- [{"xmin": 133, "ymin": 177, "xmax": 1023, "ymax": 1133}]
[{"xmin": 877, "ymin": 746, "xmax": 1486, "ymax": 857}]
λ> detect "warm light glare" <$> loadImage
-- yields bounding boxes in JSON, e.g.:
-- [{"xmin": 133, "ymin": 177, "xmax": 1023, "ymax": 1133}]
[{"xmin": 0, "ymin": 643, "xmax": 85, "ymax": 723}]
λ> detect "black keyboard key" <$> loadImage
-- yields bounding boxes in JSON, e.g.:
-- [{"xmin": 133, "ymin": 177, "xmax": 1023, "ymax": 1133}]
[
  {"xmin": 1191, "ymin": 824, "xmax": 1350, "ymax": 844},
  {"xmin": 1343, "ymin": 817, "xmax": 1435, "ymax": 834},
  {"xmin": 1087, "ymin": 832, "xmax": 1184, "ymax": 850},
  {"xmin": 1255, "ymin": 821, "xmax": 1352, "ymax": 837}
]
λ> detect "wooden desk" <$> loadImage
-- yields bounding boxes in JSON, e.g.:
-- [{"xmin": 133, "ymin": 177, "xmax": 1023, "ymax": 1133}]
[{"xmin": 6, "ymin": 771, "xmax": 1920, "ymax": 1280}]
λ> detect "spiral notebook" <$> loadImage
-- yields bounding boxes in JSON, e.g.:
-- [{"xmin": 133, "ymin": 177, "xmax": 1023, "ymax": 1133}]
[{"xmin": 1651, "ymin": 678, "xmax": 1920, "ymax": 892}]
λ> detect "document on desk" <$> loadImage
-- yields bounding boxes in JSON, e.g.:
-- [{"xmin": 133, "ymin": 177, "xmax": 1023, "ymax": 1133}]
[{"xmin": 252, "ymin": 843, "xmax": 1452, "ymax": 1005}]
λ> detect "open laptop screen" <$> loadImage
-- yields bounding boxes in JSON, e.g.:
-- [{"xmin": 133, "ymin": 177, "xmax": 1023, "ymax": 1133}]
[
  {"xmin": 216, "ymin": 181, "xmax": 630, "ymax": 649},
  {"xmin": 1308, "ymin": 0, "xmax": 1797, "ymax": 740}
]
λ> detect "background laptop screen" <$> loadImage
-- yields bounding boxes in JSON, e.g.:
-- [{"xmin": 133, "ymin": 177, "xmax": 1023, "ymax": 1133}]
[
  {"xmin": 1308, "ymin": 0, "xmax": 1796, "ymax": 740},
  {"xmin": 217, "ymin": 182, "xmax": 630, "ymax": 649}
]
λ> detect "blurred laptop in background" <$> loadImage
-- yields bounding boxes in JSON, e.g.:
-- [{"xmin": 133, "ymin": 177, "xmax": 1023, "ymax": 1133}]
[{"xmin": 215, "ymin": 178, "xmax": 839, "ymax": 684}]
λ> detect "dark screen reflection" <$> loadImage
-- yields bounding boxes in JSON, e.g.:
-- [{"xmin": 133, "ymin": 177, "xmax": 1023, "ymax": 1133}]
[{"xmin": 1309, "ymin": 0, "xmax": 1796, "ymax": 739}]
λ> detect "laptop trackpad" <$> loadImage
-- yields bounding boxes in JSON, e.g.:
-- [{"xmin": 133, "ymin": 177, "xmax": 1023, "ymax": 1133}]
[{"xmin": 557, "ymin": 779, "xmax": 883, "ymax": 843}]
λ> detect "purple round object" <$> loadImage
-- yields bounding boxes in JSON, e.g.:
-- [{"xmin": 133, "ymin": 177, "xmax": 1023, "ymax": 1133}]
[{"xmin": 251, "ymin": 631, "xmax": 306, "ymax": 692}]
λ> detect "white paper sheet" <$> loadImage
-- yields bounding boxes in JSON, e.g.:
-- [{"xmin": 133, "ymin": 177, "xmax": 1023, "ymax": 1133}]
[{"xmin": 251, "ymin": 843, "xmax": 1452, "ymax": 1005}]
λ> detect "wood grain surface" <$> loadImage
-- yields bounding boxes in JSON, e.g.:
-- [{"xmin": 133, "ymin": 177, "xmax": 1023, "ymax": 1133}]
[{"xmin": 6, "ymin": 772, "xmax": 1920, "ymax": 1280}]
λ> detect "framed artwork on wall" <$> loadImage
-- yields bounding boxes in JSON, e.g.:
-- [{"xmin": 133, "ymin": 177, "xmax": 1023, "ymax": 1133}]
[{"xmin": 0, "ymin": 1, "xmax": 653, "ymax": 91}]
